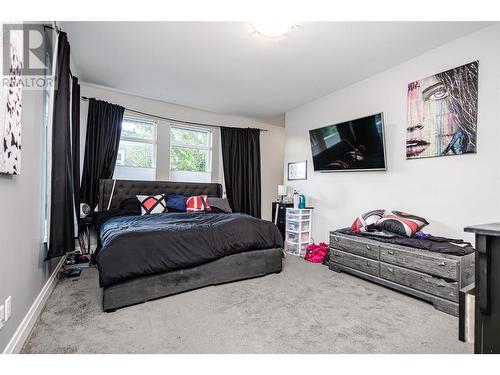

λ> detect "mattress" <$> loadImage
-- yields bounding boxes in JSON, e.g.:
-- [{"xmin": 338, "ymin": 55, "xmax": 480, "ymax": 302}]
[{"xmin": 96, "ymin": 211, "xmax": 283, "ymax": 287}]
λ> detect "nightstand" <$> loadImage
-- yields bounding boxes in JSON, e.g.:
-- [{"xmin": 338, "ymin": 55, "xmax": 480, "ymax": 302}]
[
  {"xmin": 272, "ymin": 202, "xmax": 293, "ymax": 240},
  {"xmin": 79, "ymin": 215, "xmax": 94, "ymax": 254}
]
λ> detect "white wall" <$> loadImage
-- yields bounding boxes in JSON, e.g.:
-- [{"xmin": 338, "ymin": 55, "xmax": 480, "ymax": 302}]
[
  {"xmin": 0, "ymin": 87, "xmax": 60, "ymax": 352},
  {"xmin": 285, "ymin": 24, "xmax": 500, "ymax": 244},
  {"xmin": 80, "ymin": 83, "xmax": 286, "ymax": 220}
]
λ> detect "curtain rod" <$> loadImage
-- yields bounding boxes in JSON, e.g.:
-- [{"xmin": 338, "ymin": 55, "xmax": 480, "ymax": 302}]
[{"xmin": 80, "ymin": 96, "xmax": 269, "ymax": 132}]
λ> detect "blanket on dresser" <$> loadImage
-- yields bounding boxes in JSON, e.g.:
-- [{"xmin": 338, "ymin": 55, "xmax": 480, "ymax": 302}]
[{"xmin": 335, "ymin": 227, "xmax": 474, "ymax": 256}]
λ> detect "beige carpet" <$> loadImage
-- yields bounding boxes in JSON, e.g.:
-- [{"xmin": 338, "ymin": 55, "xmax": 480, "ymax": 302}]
[{"xmin": 22, "ymin": 255, "xmax": 472, "ymax": 353}]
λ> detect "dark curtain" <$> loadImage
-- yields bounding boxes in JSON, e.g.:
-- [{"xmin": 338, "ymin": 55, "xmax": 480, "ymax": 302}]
[
  {"xmin": 220, "ymin": 127, "xmax": 261, "ymax": 218},
  {"xmin": 80, "ymin": 98, "xmax": 125, "ymax": 211},
  {"xmin": 71, "ymin": 77, "xmax": 80, "ymax": 229},
  {"xmin": 47, "ymin": 32, "xmax": 74, "ymax": 259}
]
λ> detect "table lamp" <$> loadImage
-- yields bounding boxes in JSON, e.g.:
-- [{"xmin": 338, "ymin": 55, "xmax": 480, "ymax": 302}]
[{"xmin": 278, "ymin": 185, "xmax": 288, "ymax": 202}]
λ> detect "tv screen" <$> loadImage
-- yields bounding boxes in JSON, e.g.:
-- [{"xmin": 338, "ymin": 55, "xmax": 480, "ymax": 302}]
[{"xmin": 309, "ymin": 113, "xmax": 386, "ymax": 172}]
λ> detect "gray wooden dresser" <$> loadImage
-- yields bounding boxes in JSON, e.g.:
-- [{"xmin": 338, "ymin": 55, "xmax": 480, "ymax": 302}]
[{"xmin": 329, "ymin": 231, "xmax": 474, "ymax": 316}]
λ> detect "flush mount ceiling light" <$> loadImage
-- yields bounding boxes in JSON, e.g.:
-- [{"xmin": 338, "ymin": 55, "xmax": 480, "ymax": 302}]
[{"xmin": 253, "ymin": 21, "xmax": 296, "ymax": 38}]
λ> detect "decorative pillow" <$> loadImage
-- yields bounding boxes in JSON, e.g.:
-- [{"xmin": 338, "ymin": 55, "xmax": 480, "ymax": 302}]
[
  {"xmin": 376, "ymin": 210, "xmax": 429, "ymax": 237},
  {"xmin": 186, "ymin": 195, "xmax": 211, "ymax": 212},
  {"xmin": 207, "ymin": 197, "xmax": 232, "ymax": 213},
  {"xmin": 120, "ymin": 197, "xmax": 141, "ymax": 214},
  {"xmin": 351, "ymin": 209, "xmax": 385, "ymax": 233},
  {"xmin": 165, "ymin": 193, "xmax": 187, "ymax": 212},
  {"xmin": 136, "ymin": 194, "xmax": 167, "ymax": 215}
]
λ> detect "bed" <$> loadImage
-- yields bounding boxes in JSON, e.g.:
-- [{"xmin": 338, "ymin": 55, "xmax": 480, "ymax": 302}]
[{"xmin": 96, "ymin": 179, "xmax": 284, "ymax": 312}]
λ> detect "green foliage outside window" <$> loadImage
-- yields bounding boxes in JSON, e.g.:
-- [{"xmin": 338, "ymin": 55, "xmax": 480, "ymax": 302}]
[
  {"xmin": 170, "ymin": 127, "xmax": 210, "ymax": 172},
  {"xmin": 118, "ymin": 141, "xmax": 153, "ymax": 168},
  {"xmin": 171, "ymin": 127, "xmax": 209, "ymax": 147},
  {"xmin": 116, "ymin": 123, "xmax": 211, "ymax": 172},
  {"xmin": 116, "ymin": 118, "xmax": 155, "ymax": 169},
  {"xmin": 121, "ymin": 119, "xmax": 154, "ymax": 140},
  {"xmin": 170, "ymin": 147, "xmax": 207, "ymax": 172}
]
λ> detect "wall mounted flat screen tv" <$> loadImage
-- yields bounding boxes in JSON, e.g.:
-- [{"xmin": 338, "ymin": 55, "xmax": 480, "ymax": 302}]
[{"xmin": 309, "ymin": 113, "xmax": 386, "ymax": 172}]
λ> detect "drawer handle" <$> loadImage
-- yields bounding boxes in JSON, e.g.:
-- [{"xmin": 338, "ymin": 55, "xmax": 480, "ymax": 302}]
[
  {"xmin": 387, "ymin": 250, "xmax": 394, "ymax": 255},
  {"xmin": 438, "ymin": 262, "xmax": 446, "ymax": 267},
  {"xmin": 334, "ymin": 237, "xmax": 339, "ymax": 242},
  {"xmin": 387, "ymin": 267, "xmax": 394, "ymax": 273},
  {"xmin": 366, "ymin": 261, "xmax": 371, "ymax": 267},
  {"xmin": 366, "ymin": 244, "xmax": 371, "ymax": 250}
]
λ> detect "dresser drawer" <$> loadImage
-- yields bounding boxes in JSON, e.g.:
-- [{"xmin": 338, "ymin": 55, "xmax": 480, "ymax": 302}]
[
  {"xmin": 380, "ymin": 262, "xmax": 459, "ymax": 302},
  {"xmin": 330, "ymin": 249, "xmax": 379, "ymax": 276},
  {"xmin": 277, "ymin": 205, "xmax": 288, "ymax": 219},
  {"xmin": 330, "ymin": 233, "xmax": 379, "ymax": 260},
  {"xmin": 379, "ymin": 245, "xmax": 459, "ymax": 281}
]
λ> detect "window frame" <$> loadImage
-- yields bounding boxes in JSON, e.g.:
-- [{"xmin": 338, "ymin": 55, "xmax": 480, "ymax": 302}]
[
  {"xmin": 116, "ymin": 114, "xmax": 158, "ymax": 170},
  {"xmin": 169, "ymin": 124, "xmax": 213, "ymax": 173}
]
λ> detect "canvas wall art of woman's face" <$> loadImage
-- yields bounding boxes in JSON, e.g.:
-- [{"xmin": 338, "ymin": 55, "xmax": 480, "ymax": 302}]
[{"xmin": 406, "ymin": 61, "xmax": 478, "ymax": 159}]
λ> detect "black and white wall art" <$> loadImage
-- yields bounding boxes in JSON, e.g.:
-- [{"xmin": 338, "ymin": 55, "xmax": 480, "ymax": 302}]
[
  {"xmin": 288, "ymin": 160, "xmax": 307, "ymax": 180},
  {"xmin": 0, "ymin": 24, "xmax": 23, "ymax": 175}
]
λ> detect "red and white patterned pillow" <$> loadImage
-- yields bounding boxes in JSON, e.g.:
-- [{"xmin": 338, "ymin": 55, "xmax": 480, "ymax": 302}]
[
  {"xmin": 136, "ymin": 194, "xmax": 167, "ymax": 215},
  {"xmin": 186, "ymin": 195, "xmax": 211, "ymax": 212},
  {"xmin": 376, "ymin": 210, "xmax": 429, "ymax": 237},
  {"xmin": 351, "ymin": 209, "xmax": 385, "ymax": 233}
]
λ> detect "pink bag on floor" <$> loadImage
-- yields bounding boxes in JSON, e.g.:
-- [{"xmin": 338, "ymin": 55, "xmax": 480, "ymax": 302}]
[{"xmin": 304, "ymin": 242, "xmax": 329, "ymax": 263}]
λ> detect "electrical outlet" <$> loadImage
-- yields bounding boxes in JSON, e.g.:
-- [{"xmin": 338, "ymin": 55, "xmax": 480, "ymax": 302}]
[
  {"xmin": 5, "ymin": 296, "xmax": 11, "ymax": 321},
  {"xmin": 0, "ymin": 304, "xmax": 4, "ymax": 329}
]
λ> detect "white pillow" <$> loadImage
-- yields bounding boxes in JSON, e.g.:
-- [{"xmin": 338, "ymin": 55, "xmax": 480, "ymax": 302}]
[{"xmin": 136, "ymin": 194, "xmax": 167, "ymax": 215}]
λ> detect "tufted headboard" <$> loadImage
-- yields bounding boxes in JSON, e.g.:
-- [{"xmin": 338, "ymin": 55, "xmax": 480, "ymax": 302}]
[{"xmin": 98, "ymin": 179, "xmax": 223, "ymax": 211}]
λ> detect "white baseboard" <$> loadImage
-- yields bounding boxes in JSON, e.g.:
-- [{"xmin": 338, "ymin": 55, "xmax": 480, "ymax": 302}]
[{"xmin": 2, "ymin": 256, "xmax": 66, "ymax": 354}]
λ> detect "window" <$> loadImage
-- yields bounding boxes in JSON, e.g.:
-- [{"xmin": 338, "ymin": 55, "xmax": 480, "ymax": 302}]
[
  {"xmin": 170, "ymin": 125, "xmax": 212, "ymax": 182},
  {"xmin": 42, "ymin": 35, "xmax": 53, "ymax": 243},
  {"xmin": 114, "ymin": 116, "xmax": 156, "ymax": 181}
]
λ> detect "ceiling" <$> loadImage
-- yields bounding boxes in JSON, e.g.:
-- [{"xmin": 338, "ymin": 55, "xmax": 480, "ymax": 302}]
[{"xmin": 61, "ymin": 22, "xmax": 493, "ymax": 126}]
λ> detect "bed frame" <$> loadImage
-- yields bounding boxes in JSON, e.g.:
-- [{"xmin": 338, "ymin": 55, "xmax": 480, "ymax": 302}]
[{"xmin": 97, "ymin": 179, "xmax": 283, "ymax": 312}]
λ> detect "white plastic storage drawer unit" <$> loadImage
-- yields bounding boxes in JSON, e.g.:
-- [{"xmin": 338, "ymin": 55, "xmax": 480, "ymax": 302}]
[{"xmin": 284, "ymin": 208, "xmax": 313, "ymax": 256}]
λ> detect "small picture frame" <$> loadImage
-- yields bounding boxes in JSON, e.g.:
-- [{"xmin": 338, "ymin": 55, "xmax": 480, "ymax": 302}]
[{"xmin": 288, "ymin": 160, "xmax": 307, "ymax": 181}]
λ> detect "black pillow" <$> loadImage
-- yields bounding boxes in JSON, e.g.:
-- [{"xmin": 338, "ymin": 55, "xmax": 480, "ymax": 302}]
[
  {"xmin": 207, "ymin": 197, "xmax": 232, "ymax": 213},
  {"xmin": 120, "ymin": 197, "xmax": 141, "ymax": 214}
]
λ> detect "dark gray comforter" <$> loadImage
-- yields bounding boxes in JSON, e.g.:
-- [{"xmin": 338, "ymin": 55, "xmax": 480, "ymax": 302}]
[{"xmin": 96, "ymin": 212, "xmax": 283, "ymax": 287}]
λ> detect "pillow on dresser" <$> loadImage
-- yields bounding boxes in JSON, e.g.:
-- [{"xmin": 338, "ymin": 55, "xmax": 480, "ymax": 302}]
[
  {"xmin": 186, "ymin": 195, "xmax": 211, "ymax": 212},
  {"xmin": 136, "ymin": 194, "xmax": 168, "ymax": 215},
  {"xmin": 207, "ymin": 197, "xmax": 232, "ymax": 213},
  {"xmin": 351, "ymin": 209, "xmax": 385, "ymax": 233},
  {"xmin": 165, "ymin": 193, "xmax": 187, "ymax": 212},
  {"xmin": 375, "ymin": 210, "xmax": 429, "ymax": 237}
]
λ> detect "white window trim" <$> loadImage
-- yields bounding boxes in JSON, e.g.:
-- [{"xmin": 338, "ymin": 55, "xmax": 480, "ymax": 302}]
[
  {"xmin": 170, "ymin": 142, "xmax": 210, "ymax": 150},
  {"xmin": 119, "ymin": 114, "xmax": 158, "ymax": 169},
  {"xmin": 44, "ymin": 31, "xmax": 58, "ymax": 244}
]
